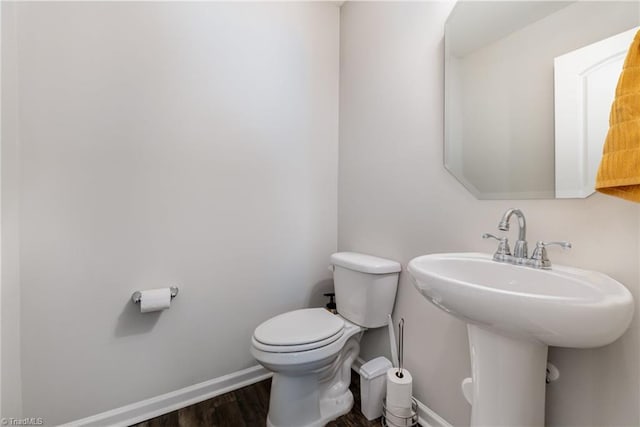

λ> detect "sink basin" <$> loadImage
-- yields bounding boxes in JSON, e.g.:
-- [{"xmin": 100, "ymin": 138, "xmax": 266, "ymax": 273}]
[
  {"xmin": 407, "ymin": 252, "xmax": 634, "ymax": 426},
  {"xmin": 408, "ymin": 252, "xmax": 633, "ymax": 348}
]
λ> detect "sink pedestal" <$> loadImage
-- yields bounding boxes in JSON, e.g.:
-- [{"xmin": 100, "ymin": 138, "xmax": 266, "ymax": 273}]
[{"xmin": 468, "ymin": 325, "xmax": 548, "ymax": 426}]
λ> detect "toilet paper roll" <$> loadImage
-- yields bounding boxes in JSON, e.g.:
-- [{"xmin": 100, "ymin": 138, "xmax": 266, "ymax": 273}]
[
  {"xmin": 140, "ymin": 288, "xmax": 172, "ymax": 313},
  {"xmin": 386, "ymin": 367, "xmax": 413, "ymax": 420}
]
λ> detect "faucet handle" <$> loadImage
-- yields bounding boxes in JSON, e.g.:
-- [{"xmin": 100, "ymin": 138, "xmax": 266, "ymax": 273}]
[
  {"xmin": 537, "ymin": 241, "xmax": 572, "ymax": 250},
  {"xmin": 482, "ymin": 233, "xmax": 511, "ymax": 258},
  {"xmin": 530, "ymin": 241, "xmax": 572, "ymax": 269},
  {"xmin": 482, "ymin": 232, "xmax": 503, "ymax": 241}
]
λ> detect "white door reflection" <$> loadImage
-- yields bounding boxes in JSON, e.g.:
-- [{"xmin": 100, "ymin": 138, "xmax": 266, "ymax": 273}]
[{"xmin": 554, "ymin": 27, "xmax": 639, "ymax": 198}]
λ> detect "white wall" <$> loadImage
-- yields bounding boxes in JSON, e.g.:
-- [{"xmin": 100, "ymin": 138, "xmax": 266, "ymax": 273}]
[
  {"xmin": 339, "ymin": 2, "xmax": 640, "ymax": 426},
  {"xmin": 1, "ymin": 1, "xmax": 22, "ymax": 419},
  {"xmin": 4, "ymin": 2, "xmax": 640, "ymax": 426},
  {"xmin": 0, "ymin": 1, "xmax": 3, "ymax": 418},
  {"xmin": 2, "ymin": 2, "xmax": 339, "ymax": 424}
]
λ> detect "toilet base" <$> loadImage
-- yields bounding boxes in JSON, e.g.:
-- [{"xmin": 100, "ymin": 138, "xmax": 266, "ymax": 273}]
[
  {"xmin": 266, "ymin": 389, "xmax": 354, "ymax": 427},
  {"xmin": 264, "ymin": 327, "xmax": 362, "ymax": 427}
]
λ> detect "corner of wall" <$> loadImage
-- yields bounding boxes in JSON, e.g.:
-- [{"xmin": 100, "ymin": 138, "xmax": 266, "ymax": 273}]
[{"xmin": 1, "ymin": 1, "xmax": 23, "ymax": 419}]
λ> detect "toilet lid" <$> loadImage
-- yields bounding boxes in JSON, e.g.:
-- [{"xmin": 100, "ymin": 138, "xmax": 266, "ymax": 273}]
[{"xmin": 253, "ymin": 308, "xmax": 345, "ymax": 347}]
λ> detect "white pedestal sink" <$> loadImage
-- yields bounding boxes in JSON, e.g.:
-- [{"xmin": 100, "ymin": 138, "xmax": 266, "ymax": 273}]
[{"xmin": 408, "ymin": 253, "xmax": 634, "ymax": 427}]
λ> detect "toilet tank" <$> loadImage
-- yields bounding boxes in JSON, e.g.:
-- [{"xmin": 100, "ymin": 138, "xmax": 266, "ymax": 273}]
[{"xmin": 330, "ymin": 252, "xmax": 401, "ymax": 328}]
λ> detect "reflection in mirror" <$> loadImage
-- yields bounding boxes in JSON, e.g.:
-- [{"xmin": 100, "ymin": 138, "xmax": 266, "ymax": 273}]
[
  {"xmin": 444, "ymin": 1, "xmax": 640, "ymax": 200},
  {"xmin": 555, "ymin": 27, "xmax": 638, "ymax": 198}
]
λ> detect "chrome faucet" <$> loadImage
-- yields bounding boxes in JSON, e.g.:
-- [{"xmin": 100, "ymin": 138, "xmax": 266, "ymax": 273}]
[
  {"xmin": 484, "ymin": 209, "xmax": 571, "ymax": 269},
  {"xmin": 529, "ymin": 241, "xmax": 572, "ymax": 269},
  {"xmin": 482, "ymin": 233, "xmax": 511, "ymax": 262},
  {"xmin": 498, "ymin": 208, "xmax": 528, "ymax": 260}
]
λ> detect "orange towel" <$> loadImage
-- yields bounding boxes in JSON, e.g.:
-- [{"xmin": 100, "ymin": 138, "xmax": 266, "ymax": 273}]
[{"xmin": 596, "ymin": 29, "xmax": 640, "ymax": 202}]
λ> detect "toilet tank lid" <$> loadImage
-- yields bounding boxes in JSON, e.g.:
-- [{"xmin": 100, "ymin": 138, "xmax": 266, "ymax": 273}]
[{"xmin": 330, "ymin": 252, "xmax": 401, "ymax": 274}]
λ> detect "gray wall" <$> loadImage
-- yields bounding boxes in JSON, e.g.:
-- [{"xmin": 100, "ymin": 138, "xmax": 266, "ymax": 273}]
[
  {"xmin": 1, "ymin": 2, "xmax": 21, "ymax": 419},
  {"xmin": 339, "ymin": 2, "xmax": 639, "ymax": 426},
  {"xmin": 3, "ymin": 2, "xmax": 640, "ymax": 426},
  {"xmin": 2, "ymin": 2, "xmax": 339, "ymax": 423}
]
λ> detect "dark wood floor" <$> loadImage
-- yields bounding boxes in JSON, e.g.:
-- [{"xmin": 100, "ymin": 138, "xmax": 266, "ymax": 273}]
[{"xmin": 131, "ymin": 372, "xmax": 381, "ymax": 427}]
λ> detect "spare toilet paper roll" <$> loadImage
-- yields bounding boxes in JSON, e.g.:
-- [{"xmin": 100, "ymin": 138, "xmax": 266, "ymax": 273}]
[
  {"xmin": 386, "ymin": 367, "xmax": 413, "ymax": 420},
  {"xmin": 140, "ymin": 288, "xmax": 172, "ymax": 313}
]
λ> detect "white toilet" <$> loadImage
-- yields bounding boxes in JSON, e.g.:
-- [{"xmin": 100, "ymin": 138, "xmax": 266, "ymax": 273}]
[{"xmin": 250, "ymin": 252, "xmax": 401, "ymax": 427}]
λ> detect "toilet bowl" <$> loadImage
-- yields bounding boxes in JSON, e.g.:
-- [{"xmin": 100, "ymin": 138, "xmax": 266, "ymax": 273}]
[
  {"xmin": 251, "ymin": 308, "xmax": 363, "ymax": 427},
  {"xmin": 250, "ymin": 252, "xmax": 401, "ymax": 427}
]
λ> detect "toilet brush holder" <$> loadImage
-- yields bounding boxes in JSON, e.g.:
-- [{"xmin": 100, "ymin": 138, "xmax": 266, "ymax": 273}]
[{"xmin": 382, "ymin": 398, "xmax": 418, "ymax": 427}]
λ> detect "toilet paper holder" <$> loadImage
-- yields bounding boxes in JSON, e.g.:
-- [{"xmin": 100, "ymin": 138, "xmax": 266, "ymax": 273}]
[{"xmin": 131, "ymin": 287, "xmax": 179, "ymax": 304}]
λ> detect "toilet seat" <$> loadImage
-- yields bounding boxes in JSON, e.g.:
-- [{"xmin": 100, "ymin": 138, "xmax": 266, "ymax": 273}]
[
  {"xmin": 251, "ymin": 316, "xmax": 362, "ymax": 373},
  {"xmin": 252, "ymin": 329, "xmax": 344, "ymax": 353},
  {"xmin": 253, "ymin": 308, "xmax": 345, "ymax": 353}
]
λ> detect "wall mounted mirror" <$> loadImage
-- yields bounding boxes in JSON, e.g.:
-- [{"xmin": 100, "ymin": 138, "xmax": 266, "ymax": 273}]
[{"xmin": 444, "ymin": 1, "xmax": 640, "ymax": 199}]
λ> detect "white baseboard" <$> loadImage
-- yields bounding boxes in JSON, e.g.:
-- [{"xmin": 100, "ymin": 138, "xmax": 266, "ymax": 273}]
[
  {"xmin": 415, "ymin": 399, "xmax": 453, "ymax": 427},
  {"xmin": 65, "ymin": 357, "xmax": 450, "ymax": 427},
  {"xmin": 63, "ymin": 365, "xmax": 272, "ymax": 427},
  {"xmin": 352, "ymin": 357, "xmax": 452, "ymax": 427}
]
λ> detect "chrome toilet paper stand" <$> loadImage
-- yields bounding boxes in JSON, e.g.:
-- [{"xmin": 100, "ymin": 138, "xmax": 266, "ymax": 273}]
[
  {"xmin": 383, "ymin": 318, "xmax": 417, "ymax": 427},
  {"xmin": 131, "ymin": 287, "xmax": 179, "ymax": 304},
  {"xmin": 382, "ymin": 398, "xmax": 418, "ymax": 427}
]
